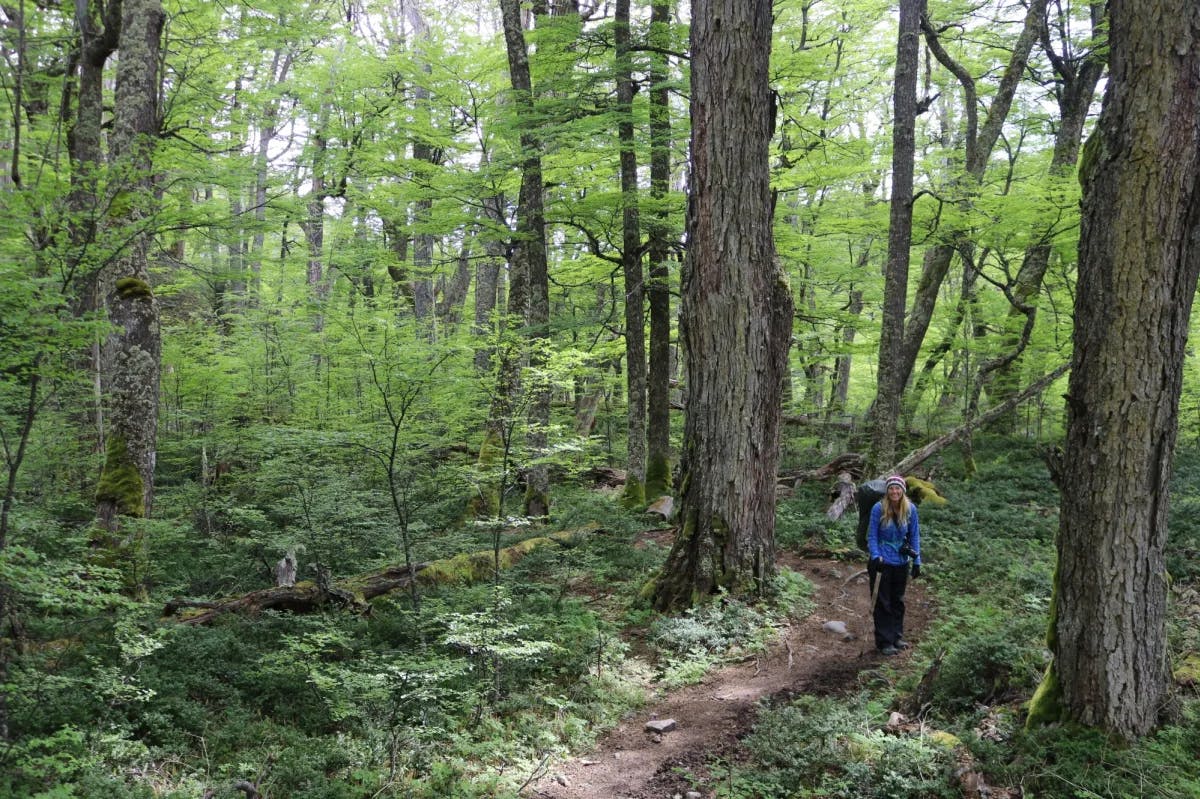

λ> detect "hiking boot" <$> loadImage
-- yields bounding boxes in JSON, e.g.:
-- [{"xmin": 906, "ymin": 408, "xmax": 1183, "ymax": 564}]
[
  {"xmin": 879, "ymin": 645, "xmax": 899, "ymax": 656},
  {"xmin": 896, "ymin": 639, "xmax": 911, "ymax": 650}
]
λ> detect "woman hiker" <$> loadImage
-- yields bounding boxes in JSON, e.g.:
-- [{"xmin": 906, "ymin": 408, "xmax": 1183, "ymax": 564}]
[{"xmin": 867, "ymin": 474, "xmax": 921, "ymax": 656}]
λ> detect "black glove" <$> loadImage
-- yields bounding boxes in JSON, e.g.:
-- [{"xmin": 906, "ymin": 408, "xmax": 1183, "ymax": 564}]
[
  {"xmin": 911, "ymin": 563, "xmax": 921, "ymax": 579},
  {"xmin": 869, "ymin": 557, "xmax": 883, "ymax": 576}
]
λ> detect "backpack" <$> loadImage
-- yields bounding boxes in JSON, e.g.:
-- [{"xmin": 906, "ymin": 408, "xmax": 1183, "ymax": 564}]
[{"xmin": 854, "ymin": 478, "xmax": 888, "ymax": 552}]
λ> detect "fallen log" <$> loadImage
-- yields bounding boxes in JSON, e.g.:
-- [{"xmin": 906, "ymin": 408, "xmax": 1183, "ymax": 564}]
[
  {"xmin": 891, "ymin": 363, "xmax": 1068, "ymax": 476},
  {"xmin": 164, "ymin": 524, "xmax": 599, "ymax": 625},
  {"xmin": 778, "ymin": 452, "xmax": 866, "ymax": 486},
  {"xmin": 826, "ymin": 472, "xmax": 856, "ymax": 520}
]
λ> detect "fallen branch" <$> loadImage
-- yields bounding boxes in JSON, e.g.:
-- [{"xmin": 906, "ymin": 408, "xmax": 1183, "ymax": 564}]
[
  {"xmin": 892, "ymin": 363, "xmax": 1068, "ymax": 475},
  {"xmin": 778, "ymin": 452, "xmax": 866, "ymax": 486},
  {"xmin": 164, "ymin": 524, "xmax": 599, "ymax": 625}
]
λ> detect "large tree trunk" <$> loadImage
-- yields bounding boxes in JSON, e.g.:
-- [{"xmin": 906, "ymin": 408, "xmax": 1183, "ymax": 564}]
[
  {"xmin": 1041, "ymin": 0, "xmax": 1200, "ymax": 740},
  {"xmin": 651, "ymin": 0, "xmax": 793, "ymax": 611},
  {"xmin": 645, "ymin": 0, "xmax": 674, "ymax": 500},
  {"xmin": 615, "ymin": 0, "xmax": 646, "ymax": 507},
  {"xmin": 95, "ymin": 0, "xmax": 163, "ymax": 531},
  {"xmin": 499, "ymin": 0, "xmax": 551, "ymax": 518},
  {"xmin": 869, "ymin": 0, "xmax": 924, "ymax": 471},
  {"xmin": 68, "ymin": 0, "xmax": 121, "ymax": 455}
]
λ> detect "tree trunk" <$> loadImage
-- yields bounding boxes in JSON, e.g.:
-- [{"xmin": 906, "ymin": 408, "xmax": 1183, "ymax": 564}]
[
  {"xmin": 499, "ymin": 0, "xmax": 551, "ymax": 518},
  {"xmin": 1041, "ymin": 0, "xmax": 1200, "ymax": 740},
  {"xmin": 645, "ymin": 0, "xmax": 674, "ymax": 500},
  {"xmin": 303, "ymin": 132, "xmax": 328, "ymax": 332},
  {"xmin": 871, "ymin": 0, "xmax": 1043, "ymax": 466},
  {"xmin": 95, "ymin": 0, "xmax": 163, "ymax": 531},
  {"xmin": 616, "ymin": 0, "xmax": 646, "ymax": 507},
  {"xmin": 410, "ymin": 8, "xmax": 438, "ymax": 338},
  {"xmin": 651, "ymin": 0, "xmax": 792, "ymax": 611},
  {"xmin": 474, "ymin": 196, "xmax": 506, "ymax": 372},
  {"xmin": 869, "ymin": 0, "xmax": 924, "ymax": 471},
  {"xmin": 988, "ymin": 2, "xmax": 1105, "ymax": 416}
]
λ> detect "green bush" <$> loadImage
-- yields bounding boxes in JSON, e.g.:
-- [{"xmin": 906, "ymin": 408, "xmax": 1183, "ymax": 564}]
[{"xmin": 741, "ymin": 695, "xmax": 957, "ymax": 799}]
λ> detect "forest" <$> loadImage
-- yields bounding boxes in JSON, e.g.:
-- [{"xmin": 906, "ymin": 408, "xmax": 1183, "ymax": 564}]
[{"xmin": 2, "ymin": 0, "xmax": 1200, "ymax": 797}]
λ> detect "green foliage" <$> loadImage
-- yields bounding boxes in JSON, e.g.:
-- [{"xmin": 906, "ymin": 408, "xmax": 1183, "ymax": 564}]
[
  {"xmin": 650, "ymin": 594, "xmax": 770, "ymax": 657},
  {"xmin": 999, "ymin": 706, "xmax": 1200, "ymax": 799},
  {"xmin": 928, "ymin": 619, "xmax": 1047, "ymax": 712},
  {"xmin": 740, "ymin": 695, "xmax": 957, "ymax": 799}
]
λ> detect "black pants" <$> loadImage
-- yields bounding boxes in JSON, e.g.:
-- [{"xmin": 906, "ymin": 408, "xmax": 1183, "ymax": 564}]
[{"xmin": 869, "ymin": 563, "xmax": 908, "ymax": 650}]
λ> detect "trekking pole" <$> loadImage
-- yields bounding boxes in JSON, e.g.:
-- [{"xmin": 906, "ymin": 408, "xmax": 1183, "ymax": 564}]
[{"xmin": 868, "ymin": 563, "xmax": 882, "ymax": 613}]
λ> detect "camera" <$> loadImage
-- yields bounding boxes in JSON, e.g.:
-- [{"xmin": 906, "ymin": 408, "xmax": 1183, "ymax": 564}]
[{"xmin": 899, "ymin": 543, "xmax": 915, "ymax": 559}]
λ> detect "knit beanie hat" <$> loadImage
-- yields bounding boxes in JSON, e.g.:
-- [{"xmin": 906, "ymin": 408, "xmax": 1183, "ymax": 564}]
[{"xmin": 885, "ymin": 475, "xmax": 906, "ymax": 493}]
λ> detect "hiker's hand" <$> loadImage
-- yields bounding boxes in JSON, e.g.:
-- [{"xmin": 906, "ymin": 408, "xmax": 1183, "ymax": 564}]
[
  {"xmin": 911, "ymin": 563, "xmax": 921, "ymax": 579},
  {"xmin": 869, "ymin": 557, "xmax": 883, "ymax": 575}
]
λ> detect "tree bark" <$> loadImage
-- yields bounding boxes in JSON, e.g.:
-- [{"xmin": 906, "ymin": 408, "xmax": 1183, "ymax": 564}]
[
  {"xmin": 1044, "ymin": 0, "xmax": 1200, "ymax": 740},
  {"xmin": 651, "ymin": 0, "xmax": 793, "ymax": 611},
  {"xmin": 499, "ymin": 0, "xmax": 551, "ymax": 518},
  {"xmin": 645, "ymin": 0, "xmax": 674, "ymax": 500},
  {"xmin": 95, "ymin": 0, "xmax": 163, "ymax": 530},
  {"xmin": 616, "ymin": 0, "xmax": 647, "ymax": 507},
  {"xmin": 869, "ymin": 0, "xmax": 925, "ymax": 471}
]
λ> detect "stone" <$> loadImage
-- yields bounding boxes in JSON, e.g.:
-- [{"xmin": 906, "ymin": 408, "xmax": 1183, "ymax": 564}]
[
  {"xmin": 646, "ymin": 495, "xmax": 674, "ymax": 518},
  {"xmin": 554, "ymin": 774, "xmax": 570, "ymax": 787},
  {"xmin": 644, "ymin": 718, "xmax": 677, "ymax": 733},
  {"xmin": 822, "ymin": 620, "xmax": 848, "ymax": 635}
]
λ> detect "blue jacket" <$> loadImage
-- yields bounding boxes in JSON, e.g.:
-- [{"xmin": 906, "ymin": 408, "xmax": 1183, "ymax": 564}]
[{"xmin": 868, "ymin": 501, "xmax": 921, "ymax": 566}]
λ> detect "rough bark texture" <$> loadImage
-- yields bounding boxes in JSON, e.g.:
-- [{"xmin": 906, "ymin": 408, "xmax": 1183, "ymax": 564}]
[
  {"xmin": 96, "ymin": 0, "xmax": 162, "ymax": 528},
  {"xmin": 645, "ymin": 0, "xmax": 674, "ymax": 500},
  {"xmin": 616, "ymin": 0, "xmax": 646, "ymax": 506},
  {"xmin": 1050, "ymin": 0, "xmax": 1200, "ymax": 739},
  {"xmin": 869, "ymin": 0, "xmax": 924, "ymax": 471},
  {"xmin": 651, "ymin": 0, "xmax": 793, "ymax": 611},
  {"xmin": 499, "ymin": 0, "xmax": 551, "ymax": 518}
]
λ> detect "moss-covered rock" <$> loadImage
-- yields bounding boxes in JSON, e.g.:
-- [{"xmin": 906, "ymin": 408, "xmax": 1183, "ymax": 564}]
[
  {"xmin": 906, "ymin": 476, "xmax": 948, "ymax": 507},
  {"xmin": 1173, "ymin": 653, "xmax": 1200, "ymax": 688}
]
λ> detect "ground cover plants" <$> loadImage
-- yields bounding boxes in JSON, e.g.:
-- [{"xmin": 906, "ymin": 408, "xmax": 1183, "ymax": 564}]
[{"xmin": 3, "ymin": 434, "xmax": 1199, "ymax": 797}]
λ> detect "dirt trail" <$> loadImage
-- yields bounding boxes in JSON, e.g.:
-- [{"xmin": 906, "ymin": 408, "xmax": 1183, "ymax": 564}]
[{"xmin": 525, "ymin": 554, "xmax": 933, "ymax": 799}]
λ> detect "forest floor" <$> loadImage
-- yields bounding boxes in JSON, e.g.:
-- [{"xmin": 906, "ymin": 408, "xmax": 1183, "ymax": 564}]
[{"xmin": 524, "ymin": 541, "xmax": 934, "ymax": 799}]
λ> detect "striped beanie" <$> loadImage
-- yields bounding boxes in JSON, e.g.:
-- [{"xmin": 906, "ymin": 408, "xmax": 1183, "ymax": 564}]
[{"xmin": 885, "ymin": 474, "xmax": 906, "ymax": 493}]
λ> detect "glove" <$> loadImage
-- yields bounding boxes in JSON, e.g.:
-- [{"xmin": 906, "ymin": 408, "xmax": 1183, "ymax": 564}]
[
  {"xmin": 911, "ymin": 563, "xmax": 921, "ymax": 579},
  {"xmin": 869, "ymin": 557, "xmax": 883, "ymax": 576}
]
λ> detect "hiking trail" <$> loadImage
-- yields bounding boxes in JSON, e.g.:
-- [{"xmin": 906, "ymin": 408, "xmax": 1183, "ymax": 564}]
[{"xmin": 524, "ymin": 552, "xmax": 933, "ymax": 799}]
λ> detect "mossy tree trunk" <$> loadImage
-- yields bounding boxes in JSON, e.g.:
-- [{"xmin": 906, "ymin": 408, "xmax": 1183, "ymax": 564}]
[
  {"xmin": 96, "ymin": 0, "xmax": 163, "ymax": 531},
  {"xmin": 651, "ymin": 0, "xmax": 793, "ymax": 612},
  {"xmin": 1045, "ymin": 0, "xmax": 1200, "ymax": 740}
]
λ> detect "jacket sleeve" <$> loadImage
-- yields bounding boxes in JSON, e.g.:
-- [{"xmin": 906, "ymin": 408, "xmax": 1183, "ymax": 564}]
[
  {"xmin": 908, "ymin": 505, "xmax": 921, "ymax": 565},
  {"xmin": 867, "ymin": 503, "xmax": 883, "ymax": 560}
]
